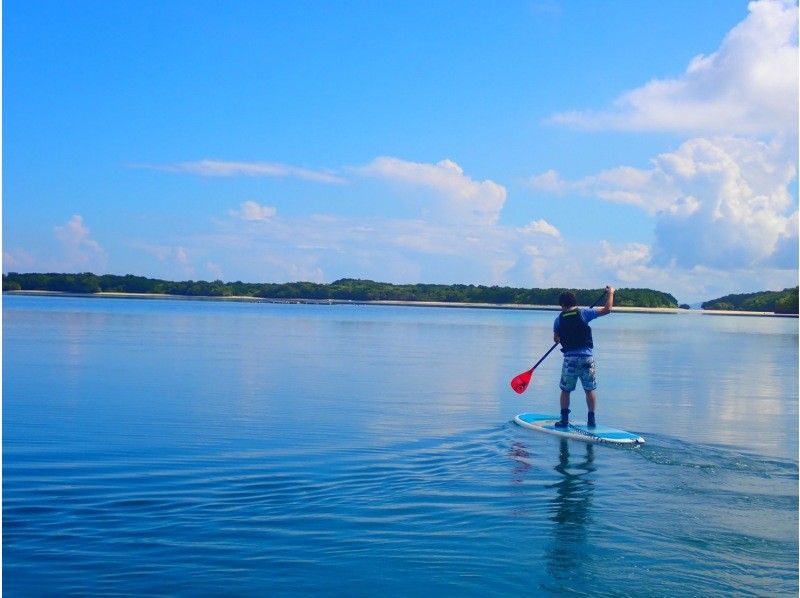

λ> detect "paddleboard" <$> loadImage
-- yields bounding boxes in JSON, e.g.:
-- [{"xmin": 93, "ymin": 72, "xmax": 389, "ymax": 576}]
[{"xmin": 514, "ymin": 412, "xmax": 645, "ymax": 445}]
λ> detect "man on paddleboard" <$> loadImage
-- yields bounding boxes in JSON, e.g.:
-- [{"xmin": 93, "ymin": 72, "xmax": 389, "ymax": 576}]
[{"xmin": 553, "ymin": 286, "xmax": 615, "ymax": 429}]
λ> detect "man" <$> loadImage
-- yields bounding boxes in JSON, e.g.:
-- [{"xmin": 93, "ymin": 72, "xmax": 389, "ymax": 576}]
[{"xmin": 552, "ymin": 286, "xmax": 615, "ymax": 428}]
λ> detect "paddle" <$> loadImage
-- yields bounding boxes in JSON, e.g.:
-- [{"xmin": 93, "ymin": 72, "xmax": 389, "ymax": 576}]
[{"xmin": 510, "ymin": 289, "xmax": 609, "ymax": 394}]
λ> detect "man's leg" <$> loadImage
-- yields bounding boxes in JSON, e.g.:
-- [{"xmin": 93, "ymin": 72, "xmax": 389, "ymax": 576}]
[
  {"xmin": 561, "ymin": 390, "xmax": 571, "ymax": 410},
  {"xmin": 555, "ymin": 390, "xmax": 571, "ymax": 427},
  {"xmin": 585, "ymin": 390, "xmax": 596, "ymax": 427},
  {"xmin": 557, "ymin": 357, "xmax": 577, "ymax": 428},
  {"xmin": 581, "ymin": 357, "xmax": 597, "ymax": 427},
  {"xmin": 584, "ymin": 390, "xmax": 596, "ymax": 412}
]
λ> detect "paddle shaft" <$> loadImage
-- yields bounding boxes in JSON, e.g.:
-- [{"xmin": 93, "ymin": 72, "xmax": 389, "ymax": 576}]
[{"xmin": 530, "ymin": 342, "xmax": 559, "ymax": 371}]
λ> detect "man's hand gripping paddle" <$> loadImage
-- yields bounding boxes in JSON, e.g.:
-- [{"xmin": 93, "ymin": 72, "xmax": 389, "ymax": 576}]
[{"xmin": 510, "ymin": 289, "xmax": 609, "ymax": 394}]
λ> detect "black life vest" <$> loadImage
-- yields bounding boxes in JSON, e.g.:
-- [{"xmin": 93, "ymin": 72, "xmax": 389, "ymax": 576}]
[{"xmin": 558, "ymin": 308, "xmax": 593, "ymax": 353}]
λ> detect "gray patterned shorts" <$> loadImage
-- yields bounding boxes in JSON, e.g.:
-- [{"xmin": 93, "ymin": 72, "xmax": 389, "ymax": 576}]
[{"xmin": 560, "ymin": 355, "xmax": 597, "ymax": 392}]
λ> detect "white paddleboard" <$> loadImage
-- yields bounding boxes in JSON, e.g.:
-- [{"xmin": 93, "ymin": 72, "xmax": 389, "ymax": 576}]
[{"xmin": 515, "ymin": 412, "xmax": 645, "ymax": 445}]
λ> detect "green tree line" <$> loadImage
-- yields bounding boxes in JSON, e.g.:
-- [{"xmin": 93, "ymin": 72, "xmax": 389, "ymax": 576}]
[
  {"xmin": 2, "ymin": 272, "xmax": 682, "ymax": 308},
  {"xmin": 702, "ymin": 287, "xmax": 798, "ymax": 315}
]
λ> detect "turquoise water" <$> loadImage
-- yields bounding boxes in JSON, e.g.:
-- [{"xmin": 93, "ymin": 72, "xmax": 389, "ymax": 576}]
[{"xmin": 4, "ymin": 295, "xmax": 798, "ymax": 596}]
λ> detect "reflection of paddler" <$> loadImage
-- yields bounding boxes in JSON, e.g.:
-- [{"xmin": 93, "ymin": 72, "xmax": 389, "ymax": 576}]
[
  {"xmin": 546, "ymin": 440, "xmax": 596, "ymax": 581},
  {"xmin": 551, "ymin": 440, "xmax": 595, "ymax": 525}
]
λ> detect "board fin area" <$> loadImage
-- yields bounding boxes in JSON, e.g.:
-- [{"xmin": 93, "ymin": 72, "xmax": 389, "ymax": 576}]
[{"xmin": 514, "ymin": 412, "xmax": 645, "ymax": 445}]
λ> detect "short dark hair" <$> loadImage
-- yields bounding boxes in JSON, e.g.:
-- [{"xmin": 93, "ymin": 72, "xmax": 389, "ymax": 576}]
[{"xmin": 558, "ymin": 291, "xmax": 577, "ymax": 308}]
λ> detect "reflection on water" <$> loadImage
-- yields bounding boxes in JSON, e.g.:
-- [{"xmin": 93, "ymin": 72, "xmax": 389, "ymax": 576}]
[
  {"xmin": 546, "ymin": 440, "xmax": 596, "ymax": 583},
  {"xmin": 551, "ymin": 440, "xmax": 595, "ymax": 526}
]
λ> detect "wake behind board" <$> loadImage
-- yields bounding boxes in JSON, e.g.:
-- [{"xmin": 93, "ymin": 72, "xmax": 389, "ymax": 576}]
[{"xmin": 515, "ymin": 413, "xmax": 645, "ymax": 445}]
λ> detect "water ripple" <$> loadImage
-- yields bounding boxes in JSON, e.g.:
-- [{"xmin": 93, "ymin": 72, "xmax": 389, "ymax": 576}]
[{"xmin": 4, "ymin": 423, "xmax": 796, "ymax": 596}]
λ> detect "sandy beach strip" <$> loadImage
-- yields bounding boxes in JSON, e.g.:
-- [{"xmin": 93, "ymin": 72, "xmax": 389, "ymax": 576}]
[
  {"xmin": 5, "ymin": 290, "xmax": 797, "ymax": 317},
  {"xmin": 344, "ymin": 300, "xmax": 796, "ymax": 317}
]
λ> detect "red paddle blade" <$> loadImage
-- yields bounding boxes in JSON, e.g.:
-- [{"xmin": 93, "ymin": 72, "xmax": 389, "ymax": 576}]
[{"xmin": 510, "ymin": 369, "xmax": 534, "ymax": 394}]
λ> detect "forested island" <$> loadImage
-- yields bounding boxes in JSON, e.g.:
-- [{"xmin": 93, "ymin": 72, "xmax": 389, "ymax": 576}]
[
  {"xmin": 702, "ymin": 287, "xmax": 798, "ymax": 315},
  {"xmin": 4, "ymin": 272, "xmax": 798, "ymax": 314},
  {"xmin": 3, "ymin": 272, "xmax": 678, "ymax": 308}
]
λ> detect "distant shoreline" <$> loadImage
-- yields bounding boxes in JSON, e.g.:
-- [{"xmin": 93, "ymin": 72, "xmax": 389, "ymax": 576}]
[{"xmin": 5, "ymin": 290, "xmax": 797, "ymax": 318}]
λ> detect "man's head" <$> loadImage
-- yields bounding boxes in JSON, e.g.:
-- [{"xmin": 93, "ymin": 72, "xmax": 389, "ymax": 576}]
[{"xmin": 558, "ymin": 291, "xmax": 577, "ymax": 309}]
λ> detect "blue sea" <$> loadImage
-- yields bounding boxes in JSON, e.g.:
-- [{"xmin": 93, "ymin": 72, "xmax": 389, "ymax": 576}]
[{"xmin": 3, "ymin": 294, "xmax": 798, "ymax": 596}]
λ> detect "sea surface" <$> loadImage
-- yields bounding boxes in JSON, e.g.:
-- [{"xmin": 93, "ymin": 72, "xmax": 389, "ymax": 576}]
[{"xmin": 3, "ymin": 294, "xmax": 798, "ymax": 597}]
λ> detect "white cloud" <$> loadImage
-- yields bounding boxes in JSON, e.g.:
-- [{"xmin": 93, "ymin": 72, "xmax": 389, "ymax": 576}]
[
  {"xmin": 529, "ymin": 164, "xmax": 673, "ymax": 211},
  {"xmin": 53, "ymin": 215, "xmax": 107, "ymax": 271},
  {"xmin": 518, "ymin": 219, "xmax": 561, "ymax": 238},
  {"xmin": 597, "ymin": 241, "xmax": 651, "ymax": 270},
  {"xmin": 235, "ymin": 201, "xmax": 277, "ymax": 221},
  {"xmin": 548, "ymin": 0, "xmax": 798, "ymax": 136},
  {"xmin": 594, "ymin": 241, "xmax": 656, "ymax": 284},
  {"xmin": 651, "ymin": 137, "xmax": 796, "ymax": 268},
  {"xmin": 530, "ymin": 136, "xmax": 797, "ymax": 269},
  {"xmin": 4, "ymin": 216, "xmax": 107, "ymax": 273},
  {"xmin": 54, "ymin": 214, "xmax": 94, "ymax": 246},
  {"xmin": 139, "ymin": 159, "xmax": 346, "ymax": 185},
  {"xmin": 357, "ymin": 157, "xmax": 507, "ymax": 225}
]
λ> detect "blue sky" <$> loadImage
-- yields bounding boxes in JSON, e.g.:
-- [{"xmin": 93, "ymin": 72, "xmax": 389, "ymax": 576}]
[{"xmin": 3, "ymin": 0, "xmax": 798, "ymax": 303}]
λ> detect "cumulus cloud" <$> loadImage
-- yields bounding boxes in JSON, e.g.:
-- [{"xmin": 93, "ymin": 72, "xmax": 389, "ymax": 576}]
[
  {"xmin": 4, "ymin": 216, "xmax": 107, "ymax": 273},
  {"xmin": 549, "ymin": 0, "xmax": 798, "ymax": 136},
  {"xmin": 357, "ymin": 157, "xmax": 507, "ymax": 225},
  {"xmin": 54, "ymin": 214, "xmax": 95, "ymax": 246},
  {"xmin": 531, "ymin": 136, "xmax": 798, "ymax": 269},
  {"xmin": 53, "ymin": 215, "xmax": 107, "ymax": 271},
  {"xmin": 597, "ymin": 241, "xmax": 651, "ymax": 269},
  {"xmin": 769, "ymin": 211, "xmax": 800, "ymax": 268},
  {"xmin": 518, "ymin": 219, "xmax": 561, "ymax": 238},
  {"xmin": 595, "ymin": 241, "xmax": 655, "ymax": 284},
  {"xmin": 652, "ymin": 137, "xmax": 796, "ymax": 268},
  {"xmin": 138, "ymin": 159, "xmax": 346, "ymax": 184}
]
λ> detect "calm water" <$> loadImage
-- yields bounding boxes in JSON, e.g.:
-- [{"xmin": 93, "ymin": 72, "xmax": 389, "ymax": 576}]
[{"xmin": 4, "ymin": 295, "xmax": 798, "ymax": 596}]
